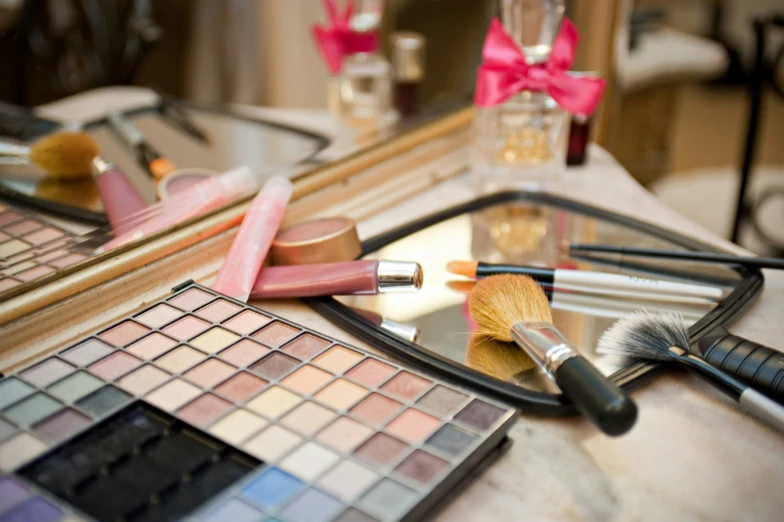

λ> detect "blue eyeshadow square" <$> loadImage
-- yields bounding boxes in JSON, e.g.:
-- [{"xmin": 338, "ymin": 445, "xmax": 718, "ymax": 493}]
[
  {"xmin": 242, "ymin": 468, "xmax": 302, "ymax": 509},
  {"xmin": 280, "ymin": 488, "xmax": 342, "ymax": 522},
  {"xmin": 201, "ymin": 498, "xmax": 263, "ymax": 522}
]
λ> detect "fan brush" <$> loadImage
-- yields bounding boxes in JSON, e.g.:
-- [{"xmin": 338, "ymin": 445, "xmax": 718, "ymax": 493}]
[
  {"xmin": 598, "ymin": 312, "xmax": 784, "ymax": 434},
  {"xmin": 468, "ymin": 274, "xmax": 638, "ymax": 436}
]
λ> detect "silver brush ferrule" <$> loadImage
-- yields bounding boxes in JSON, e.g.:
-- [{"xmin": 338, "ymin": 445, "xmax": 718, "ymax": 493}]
[
  {"xmin": 90, "ymin": 156, "xmax": 115, "ymax": 177},
  {"xmin": 510, "ymin": 321, "xmax": 577, "ymax": 377},
  {"xmin": 380, "ymin": 318, "xmax": 421, "ymax": 343},
  {"xmin": 377, "ymin": 261, "xmax": 423, "ymax": 293}
]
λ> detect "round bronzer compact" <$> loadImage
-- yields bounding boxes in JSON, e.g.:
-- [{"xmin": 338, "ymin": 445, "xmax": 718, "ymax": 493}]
[{"xmin": 271, "ymin": 216, "xmax": 361, "ymax": 266}]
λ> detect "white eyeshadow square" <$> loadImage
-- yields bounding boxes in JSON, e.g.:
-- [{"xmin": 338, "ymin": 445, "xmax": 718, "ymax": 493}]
[
  {"xmin": 318, "ymin": 460, "xmax": 379, "ymax": 501},
  {"xmin": 243, "ymin": 425, "xmax": 303, "ymax": 462},
  {"xmin": 208, "ymin": 409, "xmax": 267, "ymax": 445},
  {"xmin": 279, "ymin": 441, "xmax": 340, "ymax": 481}
]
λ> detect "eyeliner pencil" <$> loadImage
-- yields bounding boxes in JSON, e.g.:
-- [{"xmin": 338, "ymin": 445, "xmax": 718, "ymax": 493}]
[
  {"xmin": 446, "ymin": 260, "xmax": 725, "ymax": 301},
  {"xmin": 568, "ymin": 243, "xmax": 784, "ymax": 270}
]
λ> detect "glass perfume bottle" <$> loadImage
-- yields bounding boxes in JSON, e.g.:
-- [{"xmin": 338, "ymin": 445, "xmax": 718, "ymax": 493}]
[
  {"xmin": 326, "ymin": 0, "xmax": 392, "ymax": 123},
  {"xmin": 473, "ymin": 0, "xmax": 570, "ymax": 191}
]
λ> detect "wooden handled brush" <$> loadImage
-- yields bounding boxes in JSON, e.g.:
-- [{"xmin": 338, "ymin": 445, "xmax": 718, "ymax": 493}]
[
  {"xmin": 0, "ymin": 132, "xmax": 99, "ymax": 179},
  {"xmin": 468, "ymin": 274, "xmax": 638, "ymax": 436}
]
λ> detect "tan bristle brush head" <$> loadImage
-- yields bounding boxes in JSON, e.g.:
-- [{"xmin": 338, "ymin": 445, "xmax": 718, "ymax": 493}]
[
  {"xmin": 468, "ymin": 274, "xmax": 552, "ymax": 342},
  {"xmin": 28, "ymin": 132, "xmax": 99, "ymax": 179},
  {"xmin": 465, "ymin": 334, "xmax": 535, "ymax": 381}
]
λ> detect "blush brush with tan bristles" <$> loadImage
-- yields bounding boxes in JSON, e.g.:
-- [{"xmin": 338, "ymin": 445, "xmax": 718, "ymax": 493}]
[{"xmin": 468, "ymin": 274, "xmax": 638, "ymax": 436}]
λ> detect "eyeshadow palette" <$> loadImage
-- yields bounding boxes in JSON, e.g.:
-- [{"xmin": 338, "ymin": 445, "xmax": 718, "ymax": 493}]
[
  {"xmin": 0, "ymin": 282, "xmax": 517, "ymax": 522},
  {"xmin": 0, "ymin": 202, "xmax": 87, "ymax": 291}
]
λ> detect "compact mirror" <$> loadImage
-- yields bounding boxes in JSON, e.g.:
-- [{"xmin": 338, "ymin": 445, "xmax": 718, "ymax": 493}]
[{"xmin": 312, "ymin": 192, "xmax": 763, "ymax": 413}]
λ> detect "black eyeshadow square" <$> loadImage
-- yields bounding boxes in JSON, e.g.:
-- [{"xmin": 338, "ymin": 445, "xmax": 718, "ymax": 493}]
[{"xmin": 20, "ymin": 402, "xmax": 261, "ymax": 522}]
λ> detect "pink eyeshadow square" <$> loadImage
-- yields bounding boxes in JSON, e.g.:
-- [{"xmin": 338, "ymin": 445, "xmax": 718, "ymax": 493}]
[
  {"xmin": 281, "ymin": 334, "xmax": 331, "ymax": 360},
  {"xmin": 251, "ymin": 322, "xmax": 300, "ymax": 347},
  {"xmin": 15, "ymin": 265, "xmax": 55, "ymax": 282},
  {"xmin": 218, "ymin": 339, "xmax": 270, "ymax": 367},
  {"xmin": 162, "ymin": 316, "xmax": 211, "ymax": 341},
  {"xmin": 35, "ymin": 249, "xmax": 68, "ymax": 264},
  {"xmin": 176, "ymin": 394, "xmax": 233, "ymax": 427},
  {"xmin": 6, "ymin": 220, "xmax": 41, "ymax": 235},
  {"xmin": 89, "ymin": 352, "xmax": 142, "ymax": 381},
  {"xmin": 167, "ymin": 288, "xmax": 214, "ymax": 311},
  {"xmin": 0, "ymin": 278, "xmax": 20, "ymax": 291},
  {"xmin": 22, "ymin": 227, "xmax": 64, "ymax": 246},
  {"xmin": 127, "ymin": 333, "xmax": 178, "ymax": 360},
  {"xmin": 145, "ymin": 379, "xmax": 201, "ymax": 411},
  {"xmin": 135, "ymin": 304, "xmax": 183, "ymax": 328},
  {"xmin": 184, "ymin": 359, "xmax": 237, "ymax": 388},
  {"xmin": 0, "ymin": 211, "xmax": 21, "ymax": 225},
  {"xmin": 48, "ymin": 253, "xmax": 87, "ymax": 268},
  {"xmin": 0, "ymin": 231, "xmax": 9, "ymax": 241},
  {"xmin": 381, "ymin": 371, "xmax": 432, "ymax": 400},
  {"xmin": 223, "ymin": 310, "xmax": 271, "ymax": 335},
  {"xmin": 386, "ymin": 408, "xmax": 441, "ymax": 443},
  {"xmin": 99, "ymin": 321, "xmax": 150, "ymax": 347},
  {"xmin": 195, "ymin": 299, "xmax": 243, "ymax": 322},
  {"xmin": 117, "ymin": 365, "xmax": 171, "ymax": 396}
]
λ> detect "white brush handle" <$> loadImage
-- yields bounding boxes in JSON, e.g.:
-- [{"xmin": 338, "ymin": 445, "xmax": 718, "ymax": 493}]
[
  {"xmin": 553, "ymin": 270, "xmax": 725, "ymax": 301},
  {"xmin": 0, "ymin": 142, "xmax": 30, "ymax": 157},
  {"xmin": 739, "ymin": 388, "xmax": 784, "ymax": 434}
]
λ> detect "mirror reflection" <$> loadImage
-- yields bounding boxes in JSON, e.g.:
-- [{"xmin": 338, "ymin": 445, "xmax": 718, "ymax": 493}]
[{"xmin": 337, "ymin": 200, "xmax": 741, "ymax": 393}]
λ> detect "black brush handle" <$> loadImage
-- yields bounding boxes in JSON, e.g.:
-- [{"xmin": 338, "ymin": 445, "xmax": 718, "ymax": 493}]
[
  {"xmin": 698, "ymin": 327, "xmax": 784, "ymax": 404},
  {"xmin": 554, "ymin": 356, "xmax": 638, "ymax": 436}
]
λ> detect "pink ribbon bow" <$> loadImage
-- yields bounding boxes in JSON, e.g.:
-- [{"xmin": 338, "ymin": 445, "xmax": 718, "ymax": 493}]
[
  {"xmin": 312, "ymin": 0, "xmax": 378, "ymax": 74},
  {"xmin": 475, "ymin": 18, "xmax": 606, "ymax": 115}
]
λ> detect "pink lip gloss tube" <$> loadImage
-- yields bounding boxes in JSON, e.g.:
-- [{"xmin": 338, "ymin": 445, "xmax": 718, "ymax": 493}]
[
  {"xmin": 90, "ymin": 156, "xmax": 147, "ymax": 234},
  {"xmin": 213, "ymin": 175, "xmax": 293, "ymax": 302},
  {"xmin": 250, "ymin": 259, "xmax": 423, "ymax": 299}
]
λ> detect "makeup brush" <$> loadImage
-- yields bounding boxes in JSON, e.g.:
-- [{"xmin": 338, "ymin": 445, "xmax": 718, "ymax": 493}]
[
  {"xmin": 598, "ymin": 312, "xmax": 784, "ymax": 434},
  {"xmin": 447, "ymin": 260, "xmax": 724, "ymax": 302},
  {"xmin": 107, "ymin": 111, "xmax": 176, "ymax": 179},
  {"xmin": 0, "ymin": 132, "xmax": 98, "ymax": 179},
  {"xmin": 465, "ymin": 334, "xmax": 536, "ymax": 383},
  {"xmin": 468, "ymin": 274, "xmax": 638, "ymax": 435}
]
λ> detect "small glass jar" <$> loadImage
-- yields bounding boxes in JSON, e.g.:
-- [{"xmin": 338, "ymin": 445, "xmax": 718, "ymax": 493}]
[{"xmin": 328, "ymin": 52, "xmax": 392, "ymax": 123}]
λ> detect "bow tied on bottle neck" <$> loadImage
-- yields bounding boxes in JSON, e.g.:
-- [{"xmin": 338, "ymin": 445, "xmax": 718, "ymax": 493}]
[
  {"xmin": 312, "ymin": 0, "xmax": 378, "ymax": 74},
  {"xmin": 475, "ymin": 18, "xmax": 606, "ymax": 116}
]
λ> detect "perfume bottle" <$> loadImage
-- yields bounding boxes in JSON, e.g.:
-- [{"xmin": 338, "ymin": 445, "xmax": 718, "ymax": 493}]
[
  {"xmin": 473, "ymin": 0, "xmax": 570, "ymax": 191},
  {"xmin": 325, "ymin": 0, "xmax": 392, "ymax": 123}
]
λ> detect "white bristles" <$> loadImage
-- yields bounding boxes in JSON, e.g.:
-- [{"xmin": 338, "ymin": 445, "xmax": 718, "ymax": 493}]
[{"xmin": 597, "ymin": 311, "xmax": 691, "ymax": 361}]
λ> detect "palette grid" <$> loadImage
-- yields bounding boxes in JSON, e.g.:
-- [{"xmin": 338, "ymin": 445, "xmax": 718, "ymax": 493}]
[
  {"xmin": 0, "ymin": 283, "xmax": 517, "ymax": 522},
  {"xmin": 0, "ymin": 202, "xmax": 88, "ymax": 291}
]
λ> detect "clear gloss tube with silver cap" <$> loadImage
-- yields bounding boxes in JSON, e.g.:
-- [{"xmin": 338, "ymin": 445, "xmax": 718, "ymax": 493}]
[
  {"xmin": 250, "ymin": 259, "xmax": 422, "ymax": 299},
  {"xmin": 512, "ymin": 321, "xmax": 638, "ymax": 436}
]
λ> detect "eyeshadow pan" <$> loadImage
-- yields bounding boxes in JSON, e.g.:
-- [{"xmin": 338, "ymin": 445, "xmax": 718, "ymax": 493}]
[
  {"xmin": 250, "ymin": 352, "xmax": 300, "ymax": 380},
  {"xmin": 61, "ymin": 339, "xmax": 114, "ymax": 366},
  {"xmin": 0, "ymin": 378, "xmax": 35, "ymax": 409},
  {"xmin": 145, "ymin": 379, "xmax": 201, "ymax": 412},
  {"xmin": 455, "ymin": 399, "xmax": 506, "ymax": 431},
  {"xmin": 6, "ymin": 219, "xmax": 41, "ymax": 235},
  {"xmin": 280, "ymin": 441, "xmax": 340, "ymax": 481},
  {"xmin": 252, "ymin": 321, "xmax": 300, "ymax": 347},
  {"xmin": 127, "ymin": 333, "xmax": 178, "ymax": 360},
  {"xmin": 346, "ymin": 359, "xmax": 397, "ymax": 388},
  {"xmin": 0, "ymin": 210, "xmax": 22, "ymax": 225},
  {"xmin": 19, "ymin": 358, "xmax": 75, "ymax": 387},
  {"xmin": 201, "ymin": 498, "xmax": 263, "ymax": 522},
  {"xmin": 281, "ymin": 333, "xmax": 331, "ymax": 359},
  {"xmin": 0, "ymin": 476, "xmax": 29, "ymax": 512},
  {"xmin": 47, "ymin": 371, "xmax": 104, "ymax": 402},
  {"xmin": 425, "ymin": 424, "xmax": 477, "ymax": 456},
  {"xmin": 336, "ymin": 508, "xmax": 380, "ymax": 522},
  {"xmin": 351, "ymin": 394, "xmax": 403, "ymax": 426},
  {"xmin": 168, "ymin": 287, "xmax": 214, "ymax": 310},
  {"xmin": 282, "ymin": 365, "xmax": 333, "ymax": 395},
  {"xmin": 76, "ymin": 386, "xmax": 131, "ymax": 417},
  {"xmin": 0, "ymin": 239, "xmax": 31, "ymax": 257},
  {"xmin": 313, "ymin": 346, "xmax": 364, "ymax": 374},
  {"xmin": 317, "ymin": 417, "xmax": 373, "ymax": 452},
  {"xmin": 386, "ymin": 408, "xmax": 441, "ymax": 444},
  {"xmin": 243, "ymin": 425, "xmax": 302, "ymax": 462},
  {"xmin": 241, "ymin": 467, "xmax": 302, "ymax": 509},
  {"xmin": 246, "ymin": 386, "xmax": 302, "ymax": 419},
  {"xmin": 4, "ymin": 260, "xmax": 35, "ymax": 276},
  {"xmin": 88, "ymin": 351, "xmax": 142, "ymax": 381},
  {"xmin": 184, "ymin": 359, "xmax": 237, "ymax": 388},
  {"xmin": 1, "ymin": 497, "xmax": 62, "ymax": 522},
  {"xmin": 0, "ymin": 278, "xmax": 20, "ymax": 291},
  {"xmin": 99, "ymin": 320, "xmax": 149, "ymax": 346},
  {"xmin": 395, "ymin": 450, "xmax": 449, "ymax": 484},
  {"xmin": 23, "ymin": 227, "xmax": 63, "ymax": 245},
  {"xmin": 135, "ymin": 303, "xmax": 183, "ymax": 328},
  {"xmin": 177, "ymin": 394, "xmax": 233, "ymax": 427},
  {"xmin": 417, "ymin": 385, "xmax": 468, "ymax": 416},
  {"xmin": 0, "ymin": 418, "xmax": 17, "ymax": 442},
  {"xmin": 281, "ymin": 402, "xmax": 335, "ymax": 436},
  {"xmin": 218, "ymin": 339, "xmax": 270, "ymax": 367},
  {"xmin": 223, "ymin": 310, "xmax": 271, "ymax": 335},
  {"xmin": 196, "ymin": 299, "xmax": 244, "ymax": 322},
  {"xmin": 209, "ymin": 409, "xmax": 267, "ymax": 445},
  {"xmin": 15, "ymin": 265, "xmax": 55, "ymax": 282},
  {"xmin": 381, "ymin": 371, "xmax": 432, "ymax": 400},
  {"xmin": 3, "ymin": 393, "xmax": 62, "ymax": 427},
  {"xmin": 314, "ymin": 379, "xmax": 367, "ymax": 411},
  {"xmin": 49, "ymin": 252, "xmax": 87, "ymax": 268},
  {"xmin": 154, "ymin": 345, "xmax": 206, "ymax": 373},
  {"xmin": 281, "ymin": 488, "xmax": 343, "ymax": 522},
  {"xmin": 162, "ymin": 315, "xmax": 212, "ymax": 341},
  {"xmin": 354, "ymin": 433, "xmax": 409, "ymax": 467},
  {"xmin": 32, "ymin": 408, "xmax": 91, "ymax": 443},
  {"xmin": 359, "ymin": 479, "xmax": 417, "ymax": 521},
  {"xmin": 319, "ymin": 460, "xmax": 379, "ymax": 501},
  {"xmin": 0, "ymin": 433, "xmax": 46, "ymax": 471},
  {"xmin": 190, "ymin": 327, "xmax": 240, "ymax": 354},
  {"xmin": 214, "ymin": 372, "xmax": 267, "ymax": 403},
  {"xmin": 117, "ymin": 365, "xmax": 171, "ymax": 395}
]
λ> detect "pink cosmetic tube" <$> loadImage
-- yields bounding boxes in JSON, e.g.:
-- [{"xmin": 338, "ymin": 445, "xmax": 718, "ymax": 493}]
[
  {"xmin": 90, "ymin": 156, "xmax": 147, "ymax": 235},
  {"xmin": 212, "ymin": 175, "xmax": 293, "ymax": 302},
  {"xmin": 250, "ymin": 259, "xmax": 423, "ymax": 299}
]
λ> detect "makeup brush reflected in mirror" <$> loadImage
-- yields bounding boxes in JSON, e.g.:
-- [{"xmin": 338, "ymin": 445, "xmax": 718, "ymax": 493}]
[{"xmin": 465, "ymin": 334, "xmax": 560, "ymax": 392}]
